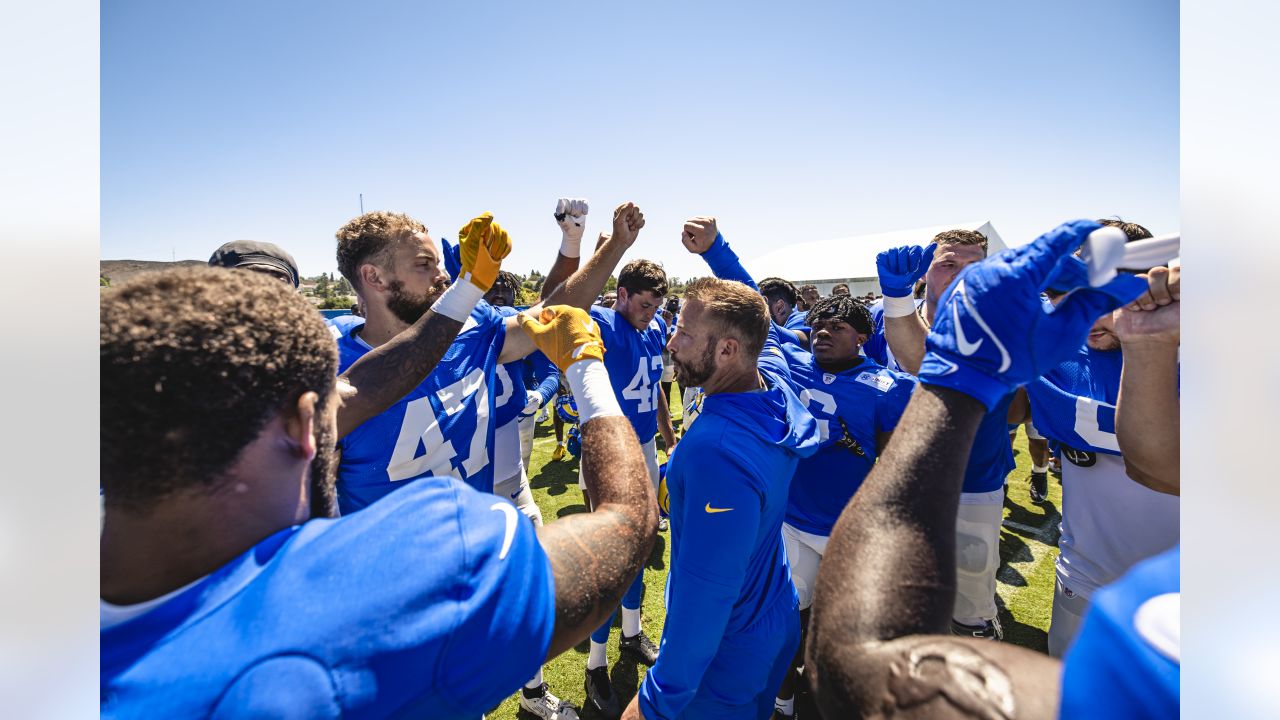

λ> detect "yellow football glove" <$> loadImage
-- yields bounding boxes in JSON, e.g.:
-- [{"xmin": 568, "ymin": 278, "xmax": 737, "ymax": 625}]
[
  {"xmin": 457, "ymin": 212, "xmax": 512, "ymax": 292},
  {"xmin": 517, "ymin": 305, "xmax": 606, "ymax": 372}
]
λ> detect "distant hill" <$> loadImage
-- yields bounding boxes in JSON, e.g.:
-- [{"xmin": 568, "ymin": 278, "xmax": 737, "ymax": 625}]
[{"xmin": 101, "ymin": 259, "xmax": 206, "ymax": 284}]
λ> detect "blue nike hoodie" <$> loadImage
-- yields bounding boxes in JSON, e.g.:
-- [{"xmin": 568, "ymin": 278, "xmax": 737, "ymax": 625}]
[{"xmin": 638, "ymin": 368, "xmax": 820, "ymax": 718}]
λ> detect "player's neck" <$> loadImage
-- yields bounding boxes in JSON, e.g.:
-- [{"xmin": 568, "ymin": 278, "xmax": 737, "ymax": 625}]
[
  {"xmin": 701, "ymin": 362, "xmax": 764, "ymax": 396},
  {"xmin": 101, "ymin": 469, "xmax": 309, "ymax": 604},
  {"xmin": 358, "ymin": 303, "xmax": 411, "ymax": 349},
  {"xmin": 816, "ymin": 355, "xmax": 865, "ymax": 375}
]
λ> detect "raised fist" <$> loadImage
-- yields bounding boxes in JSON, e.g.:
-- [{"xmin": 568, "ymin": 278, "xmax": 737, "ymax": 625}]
[
  {"xmin": 456, "ymin": 212, "xmax": 512, "ymax": 291},
  {"xmin": 610, "ymin": 202, "xmax": 645, "ymax": 249},
  {"xmin": 554, "ymin": 198, "xmax": 589, "ymax": 242},
  {"xmin": 681, "ymin": 216, "xmax": 719, "ymax": 254},
  {"xmin": 1115, "ymin": 265, "xmax": 1180, "ymax": 346},
  {"xmin": 876, "ymin": 244, "xmax": 936, "ymax": 298}
]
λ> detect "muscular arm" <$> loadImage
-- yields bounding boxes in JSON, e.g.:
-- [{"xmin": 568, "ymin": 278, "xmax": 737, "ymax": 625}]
[
  {"xmin": 335, "ymin": 311, "xmax": 463, "ymax": 439},
  {"xmin": 1116, "ymin": 336, "xmax": 1179, "ymax": 495},
  {"xmin": 807, "ymin": 384, "xmax": 1060, "ymax": 719},
  {"xmin": 883, "ymin": 311, "xmax": 928, "ymax": 375},
  {"xmin": 537, "ymin": 414, "xmax": 658, "ymax": 659}
]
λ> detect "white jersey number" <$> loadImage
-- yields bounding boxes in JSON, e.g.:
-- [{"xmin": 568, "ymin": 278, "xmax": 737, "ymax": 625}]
[
  {"xmin": 1074, "ymin": 396, "xmax": 1120, "ymax": 452},
  {"xmin": 387, "ymin": 368, "xmax": 491, "ymax": 481},
  {"xmin": 622, "ymin": 357, "xmax": 662, "ymax": 414},
  {"xmin": 798, "ymin": 387, "xmax": 838, "ymax": 443},
  {"xmin": 494, "ymin": 364, "xmax": 514, "ymax": 409}
]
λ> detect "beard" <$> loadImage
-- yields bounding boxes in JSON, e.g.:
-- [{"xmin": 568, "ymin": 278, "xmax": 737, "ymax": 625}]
[
  {"xmin": 308, "ymin": 408, "xmax": 340, "ymax": 519},
  {"xmin": 672, "ymin": 340, "xmax": 717, "ymax": 388},
  {"xmin": 386, "ymin": 278, "xmax": 449, "ymax": 326}
]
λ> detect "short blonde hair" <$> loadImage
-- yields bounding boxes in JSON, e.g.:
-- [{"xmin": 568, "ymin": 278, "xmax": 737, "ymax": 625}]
[
  {"xmin": 335, "ymin": 211, "xmax": 427, "ymax": 291},
  {"xmin": 683, "ymin": 278, "xmax": 770, "ymax": 359}
]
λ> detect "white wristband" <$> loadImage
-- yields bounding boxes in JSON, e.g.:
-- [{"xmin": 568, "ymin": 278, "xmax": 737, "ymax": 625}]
[
  {"xmin": 431, "ymin": 280, "xmax": 484, "ymax": 322},
  {"xmin": 565, "ymin": 359, "xmax": 623, "ymax": 424},
  {"xmin": 882, "ymin": 295, "xmax": 918, "ymax": 318},
  {"xmin": 559, "ymin": 234, "xmax": 582, "ymax": 259}
]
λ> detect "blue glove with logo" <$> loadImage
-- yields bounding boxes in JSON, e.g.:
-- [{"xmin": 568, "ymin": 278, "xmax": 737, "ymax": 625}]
[
  {"xmin": 876, "ymin": 243, "xmax": 936, "ymax": 298},
  {"xmin": 918, "ymin": 220, "xmax": 1148, "ymax": 410}
]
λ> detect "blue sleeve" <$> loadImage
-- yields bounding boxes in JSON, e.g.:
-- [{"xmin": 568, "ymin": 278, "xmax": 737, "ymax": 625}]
[
  {"xmin": 863, "ymin": 326, "xmax": 889, "ymax": 367},
  {"xmin": 700, "ymin": 233, "xmax": 758, "ymax": 291},
  {"xmin": 876, "ymin": 374, "xmax": 916, "ymax": 432},
  {"xmin": 529, "ymin": 352, "xmax": 560, "ymax": 406},
  {"xmin": 638, "ymin": 445, "xmax": 762, "ymax": 720},
  {"xmin": 438, "ymin": 486, "xmax": 556, "ymax": 714}
]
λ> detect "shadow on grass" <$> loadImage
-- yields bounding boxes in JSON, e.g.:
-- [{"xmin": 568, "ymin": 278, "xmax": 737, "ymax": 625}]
[{"xmin": 996, "ymin": 594, "xmax": 1049, "ymax": 653}]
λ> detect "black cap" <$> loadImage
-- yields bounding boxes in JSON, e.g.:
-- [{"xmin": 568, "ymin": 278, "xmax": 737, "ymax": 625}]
[{"xmin": 208, "ymin": 240, "xmax": 300, "ymax": 288}]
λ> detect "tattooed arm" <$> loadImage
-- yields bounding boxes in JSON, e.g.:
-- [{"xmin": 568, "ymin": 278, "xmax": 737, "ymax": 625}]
[
  {"xmin": 537, "ymin": 414, "xmax": 657, "ymax": 659},
  {"xmin": 334, "ymin": 310, "xmax": 463, "ymax": 439},
  {"xmin": 807, "ymin": 385, "xmax": 1060, "ymax": 719}
]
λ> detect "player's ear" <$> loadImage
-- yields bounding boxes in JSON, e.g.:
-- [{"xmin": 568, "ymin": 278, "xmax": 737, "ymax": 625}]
[
  {"xmin": 718, "ymin": 336, "xmax": 739, "ymax": 364},
  {"xmin": 282, "ymin": 391, "xmax": 319, "ymax": 461},
  {"xmin": 359, "ymin": 262, "xmax": 387, "ymax": 293},
  {"xmin": 856, "ymin": 331, "xmax": 869, "ymax": 346}
]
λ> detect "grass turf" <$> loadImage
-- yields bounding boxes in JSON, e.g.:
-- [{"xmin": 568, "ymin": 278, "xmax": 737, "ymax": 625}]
[{"xmin": 489, "ymin": 390, "xmax": 1060, "ymax": 718}]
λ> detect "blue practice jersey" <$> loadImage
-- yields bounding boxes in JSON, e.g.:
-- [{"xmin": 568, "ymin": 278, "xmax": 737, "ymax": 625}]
[
  {"xmin": 591, "ymin": 305, "xmax": 667, "ymax": 441},
  {"xmin": 1060, "ymin": 545, "xmax": 1180, "ymax": 719},
  {"xmin": 639, "ymin": 357, "xmax": 820, "ymax": 719},
  {"xmin": 862, "ymin": 320, "xmax": 1012, "ymax": 494},
  {"xmin": 782, "ymin": 350, "xmax": 915, "ymax": 536},
  {"xmin": 331, "ymin": 302, "xmax": 507, "ymax": 512},
  {"xmin": 101, "ymin": 477, "xmax": 556, "ymax": 719},
  {"xmin": 1026, "ymin": 345, "xmax": 1123, "ymax": 457}
]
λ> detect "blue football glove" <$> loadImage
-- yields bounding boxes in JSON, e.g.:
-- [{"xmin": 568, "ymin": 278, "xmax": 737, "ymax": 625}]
[
  {"xmin": 441, "ymin": 236, "xmax": 463, "ymax": 283},
  {"xmin": 876, "ymin": 244, "xmax": 936, "ymax": 298},
  {"xmin": 918, "ymin": 220, "xmax": 1148, "ymax": 410}
]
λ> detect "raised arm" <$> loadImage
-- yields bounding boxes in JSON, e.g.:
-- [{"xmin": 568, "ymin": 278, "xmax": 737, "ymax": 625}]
[
  {"xmin": 539, "ymin": 197, "xmax": 590, "ymax": 301},
  {"xmin": 1115, "ymin": 265, "xmax": 1180, "ymax": 495},
  {"xmin": 336, "ymin": 213, "xmax": 510, "ymax": 438},
  {"xmin": 808, "ymin": 221, "xmax": 1147, "ymax": 719},
  {"xmin": 680, "ymin": 216, "xmax": 758, "ymax": 290},
  {"xmin": 500, "ymin": 202, "xmax": 646, "ymax": 364},
  {"xmin": 516, "ymin": 305, "xmax": 658, "ymax": 659},
  {"xmin": 877, "ymin": 245, "xmax": 934, "ymax": 374}
]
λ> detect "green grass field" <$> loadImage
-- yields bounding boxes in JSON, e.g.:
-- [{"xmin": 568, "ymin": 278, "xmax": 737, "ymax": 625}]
[{"xmin": 489, "ymin": 389, "xmax": 1061, "ymax": 718}]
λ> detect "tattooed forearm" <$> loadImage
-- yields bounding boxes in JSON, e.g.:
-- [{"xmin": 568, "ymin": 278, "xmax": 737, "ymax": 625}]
[
  {"xmin": 538, "ymin": 415, "xmax": 657, "ymax": 659},
  {"xmin": 335, "ymin": 311, "xmax": 464, "ymax": 439}
]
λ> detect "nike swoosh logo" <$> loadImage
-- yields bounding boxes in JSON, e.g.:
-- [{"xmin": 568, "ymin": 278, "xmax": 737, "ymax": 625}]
[
  {"xmin": 490, "ymin": 502, "xmax": 518, "ymax": 560},
  {"xmin": 705, "ymin": 503, "xmax": 733, "ymax": 514},
  {"xmin": 953, "ymin": 279, "xmax": 1012, "ymax": 372},
  {"xmin": 582, "ymin": 318, "xmax": 597, "ymax": 334},
  {"xmin": 952, "ymin": 283, "xmax": 983, "ymax": 356}
]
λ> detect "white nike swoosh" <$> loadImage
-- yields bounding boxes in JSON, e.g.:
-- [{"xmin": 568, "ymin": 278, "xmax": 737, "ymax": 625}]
[
  {"xmin": 954, "ymin": 280, "xmax": 1012, "ymax": 372},
  {"xmin": 953, "ymin": 293, "xmax": 984, "ymax": 356},
  {"xmin": 490, "ymin": 502, "xmax": 519, "ymax": 560}
]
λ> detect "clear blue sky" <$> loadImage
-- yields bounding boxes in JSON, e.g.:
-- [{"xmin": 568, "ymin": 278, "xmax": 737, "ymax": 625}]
[{"xmin": 102, "ymin": 0, "xmax": 1177, "ymax": 281}]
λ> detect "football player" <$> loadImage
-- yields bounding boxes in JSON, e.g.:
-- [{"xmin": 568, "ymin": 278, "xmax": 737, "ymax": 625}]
[
  {"xmin": 870, "ymin": 229, "xmax": 1015, "ymax": 639},
  {"xmin": 577, "ymin": 257, "xmax": 678, "ymax": 717},
  {"xmin": 758, "ymin": 276, "xmax": 811, "ymax": 348},
  {"xmin": 328, "ymin": 200, "xmax": 643, "ymax": 513},
  {"xmin": 620, "ymin": 275, "xmax": 821, "ymax": 720},
  {"xmin": 676, "ymin": 218, "xmax": 917, "ymax": 718},
  {"xmin": 1023, "ymin": 219, "xmax": 1180, "ymax": 657},
  {"xmin": 805, "ymin": 220, "xmax": 1176, "ymax": 720},
  {"xmin": 100, "ymin": 267, "xmax": 658, "ymax": 718}
]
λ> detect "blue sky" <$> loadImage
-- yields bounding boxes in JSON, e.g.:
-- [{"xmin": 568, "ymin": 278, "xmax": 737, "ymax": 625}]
[{"xmin": 102, "ymin": 0, "xmax": 1177, "ymax": 281}]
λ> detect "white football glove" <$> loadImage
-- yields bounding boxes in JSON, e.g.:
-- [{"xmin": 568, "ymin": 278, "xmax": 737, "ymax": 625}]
[{"xmin": 554, "ymin": 198, "xmax": 589, "ymax": 257}]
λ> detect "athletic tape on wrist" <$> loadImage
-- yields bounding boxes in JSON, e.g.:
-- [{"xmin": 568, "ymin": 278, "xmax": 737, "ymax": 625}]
[
  {"xmin": 431, "ymin": 281, "xmax": 484, "ymax": 322},
  {"xmin": 566, "ymin": 359, "xmax": 623, "ymax": 424},
  {"xmin": 882, "ymin": 295, "xmax": 918, "ymax": 318},
  {"xmin": 559, "ymin": 234, "xmax": 582, "ymax": 259}
]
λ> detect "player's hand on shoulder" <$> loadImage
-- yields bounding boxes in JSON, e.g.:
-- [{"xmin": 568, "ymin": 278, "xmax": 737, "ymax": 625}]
[
  {"xmin": 517, "ymin": 305, "xmax": 606, "ymax": 371},
  {"xmin": 875, "ymin": 244, "xmax": 935, "ymax": 298},
  {"xmin": 1115, "ymin": 264, "xmax": 1180, "ymax": 346},
  {"xmin": 456, "ymin": 212, "xmax": 512, "ymax": 291},
  {"xmin": 681, "ymin": 216, "xmax": 719, "ymax": 254}
]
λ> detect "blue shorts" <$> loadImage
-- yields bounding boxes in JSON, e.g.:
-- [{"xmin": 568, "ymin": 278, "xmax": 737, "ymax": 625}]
[{"xmin": 680, "ymin": 593, "xmax": 800, "ymax": 719}]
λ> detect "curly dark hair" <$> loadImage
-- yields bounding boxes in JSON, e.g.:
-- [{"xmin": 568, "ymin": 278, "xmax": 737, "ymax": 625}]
[
  {"xmin": 683, "ymin": 278, "xmax": 770, "ymax": 359},
  {"xmin": 493, "ymin": 270, "xmax": 521, "ymax": 292},
  {"xmin": 932, "ymin": 228, "xmax": 989, "ymax": 256},
  {"xmin": 335, "ymin": 211, "xmax": 427, "ymax": 292},
  {"xmin": 758, "ymin": 277, "xmax": 799, "ymax": 308},
  {"xmin": 101, "ymin": 267, "xmax": 338, "ymax": 510},
  {"xmin": 806, "ymin": 295, "xmax": 874, "ymax": 335},
  {"xmin": 618, "ymin": 259, "xmax": 668, "ymax": 298}
]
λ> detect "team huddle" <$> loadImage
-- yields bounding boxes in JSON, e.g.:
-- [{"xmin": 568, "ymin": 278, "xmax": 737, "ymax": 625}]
[{"xmin": 100, "ymin": 199, "xmax": 1181, "ymax": 719}]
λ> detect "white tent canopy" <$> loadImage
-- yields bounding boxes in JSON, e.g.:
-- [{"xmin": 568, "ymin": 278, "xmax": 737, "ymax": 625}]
[{"xmin": 744, "ymin": 221, "xmax": 1006, "ymax": 296}]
